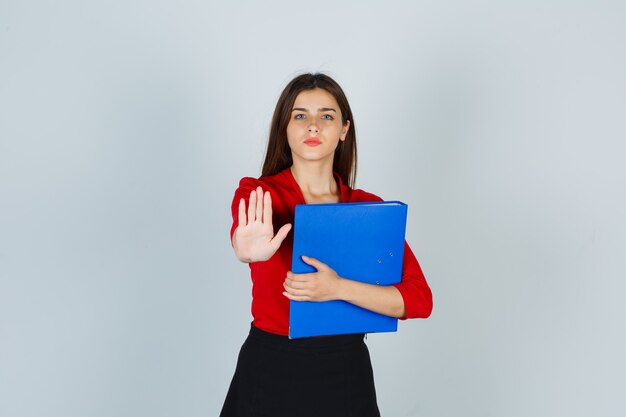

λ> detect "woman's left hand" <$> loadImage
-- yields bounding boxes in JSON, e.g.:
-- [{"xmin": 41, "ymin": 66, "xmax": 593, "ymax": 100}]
[{"xmin": 283, "ymin": 256, "xmax": 343, "ymax": 302}]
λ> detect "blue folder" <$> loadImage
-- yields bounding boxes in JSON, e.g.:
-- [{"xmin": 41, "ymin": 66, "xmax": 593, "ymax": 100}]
[{"xmin": 289, "ymin": 201, "xmax": 408, "ymax": 339}]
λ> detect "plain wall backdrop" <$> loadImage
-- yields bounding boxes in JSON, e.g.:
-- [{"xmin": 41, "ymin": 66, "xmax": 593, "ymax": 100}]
[{"xmin": 1, "ymin": 1, "xmax": 625, "ymax": 416}]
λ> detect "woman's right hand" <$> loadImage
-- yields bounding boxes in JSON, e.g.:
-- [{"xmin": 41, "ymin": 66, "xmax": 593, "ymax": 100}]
[{"xmin": 232, "ymin": 186, "xmax": 292, "ymax": 263}]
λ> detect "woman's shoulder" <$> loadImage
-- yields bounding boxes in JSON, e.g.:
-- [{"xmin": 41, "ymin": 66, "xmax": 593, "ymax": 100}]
[
  {"xmin": 236, "ymin": 176, "xmax": 262, "ymax": 189},
  {"xmin": 235, "ymin": 169, "xmax": 293, "ymax": 192}
]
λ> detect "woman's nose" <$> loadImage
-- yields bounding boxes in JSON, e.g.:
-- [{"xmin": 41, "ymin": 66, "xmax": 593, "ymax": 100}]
[{"xmin": 307, "ymin": 122, "xmax": 319, "ymax": 133}]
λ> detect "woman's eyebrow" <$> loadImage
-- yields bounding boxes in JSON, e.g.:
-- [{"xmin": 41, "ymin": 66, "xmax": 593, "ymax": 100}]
[{"xmin": 291, "ymin": 107, "xmax": 337, "ymax": 112}]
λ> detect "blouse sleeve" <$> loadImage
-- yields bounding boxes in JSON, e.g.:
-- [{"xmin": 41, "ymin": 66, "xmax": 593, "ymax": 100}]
[{"xmin": 392, "ymin": 242, "xmax": 433, "ymax": 319}]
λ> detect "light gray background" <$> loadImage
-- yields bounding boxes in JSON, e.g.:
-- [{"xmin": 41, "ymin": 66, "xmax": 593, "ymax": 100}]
[{"xmin": 1, "ymin": 1, "xmax": 625, "ymax": 416}]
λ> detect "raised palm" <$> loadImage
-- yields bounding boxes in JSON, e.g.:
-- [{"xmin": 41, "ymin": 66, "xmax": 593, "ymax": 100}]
[{"xmin": 233, "ymin": 186, "xmax": 292, "ymax": 263}]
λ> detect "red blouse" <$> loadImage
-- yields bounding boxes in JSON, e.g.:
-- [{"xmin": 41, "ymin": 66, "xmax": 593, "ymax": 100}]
[{"xmin": 230, "ymin": 168, "xmax": 433, "ymax": 336}]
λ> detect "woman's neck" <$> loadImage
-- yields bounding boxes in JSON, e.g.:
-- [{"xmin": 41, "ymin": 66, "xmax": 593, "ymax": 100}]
[{"xmin": 290, "ymin": 163, "xmax": 339, "ymax": 204}]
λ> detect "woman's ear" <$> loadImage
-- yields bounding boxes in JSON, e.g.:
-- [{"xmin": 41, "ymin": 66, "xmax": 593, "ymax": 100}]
[{"xmin": 341, "ymin": 120, "xmax": 351, "ymax": 140}]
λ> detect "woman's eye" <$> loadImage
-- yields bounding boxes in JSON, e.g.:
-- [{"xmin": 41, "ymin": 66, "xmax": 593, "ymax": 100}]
[
  {"xmin": 322, "ymin": 114, "xmax": 334, "ymax": 120},
  {"xmin": 295, "ymin": 114, "xmax": 306, "ymax": 120}
]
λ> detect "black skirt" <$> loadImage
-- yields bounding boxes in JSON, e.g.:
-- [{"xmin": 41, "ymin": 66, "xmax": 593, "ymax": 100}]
[{"xmin": 220, "ymin": 324, "xmax": 381, "ymax": 417}]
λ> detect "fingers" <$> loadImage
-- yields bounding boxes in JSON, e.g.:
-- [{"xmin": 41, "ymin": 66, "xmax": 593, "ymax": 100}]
[
  {"xmin": 247, "ymin": 188, "xmax": 257, "ymax": 222},
  {"xmin": 238, "ymin": 198, "xmax": 246, "ymax": 227},
  {"xmin": 282, "ymin": 291, "xmax": 310, "ymax": 301},
  {"xmin": 282, "ymin": 273, "xmax": 316, "ymax": 301},
  {"xmin": 284, "ymin": 271, "xmax": 310, "ymax": 289},
  {"xmin": 283, "ymin": 279, "xmax": 311, "ymax": 298},
  {"xmin": 284, "ymin": 270, "xmax": 336, "ymax": 302},
  {"xmin": 271, "ymin": 223, "xmax": 292, "ymax": 249},
  {"xmin": 300, "ymin": 256, "xmax": 329, "ymax": 272},
  {"xmin": 263, "ymin": 191, "xmax": 272, "ymax": 224},
  {"xmin": 255, "ymin": 186, "xmax": 263, "ymax": 222},
  {"xmin": 245, "ymin": 187, "xmax": 265, "ymax": 223}
]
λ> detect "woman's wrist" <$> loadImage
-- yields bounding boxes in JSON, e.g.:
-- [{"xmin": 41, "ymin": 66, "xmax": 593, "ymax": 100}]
[{"xmin": 335, "ymin": 276, "xmax": 354, "ymax": 302}]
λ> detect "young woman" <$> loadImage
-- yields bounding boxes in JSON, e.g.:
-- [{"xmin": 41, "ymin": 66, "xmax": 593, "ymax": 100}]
[{"xmin": 220, "ymin": 73, "xmax": 433, "ymax": 417}]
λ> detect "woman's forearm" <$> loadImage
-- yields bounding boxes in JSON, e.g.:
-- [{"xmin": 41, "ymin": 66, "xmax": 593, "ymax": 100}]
[{"xmin": 336, "ymin": 278, "xmax": 406, "ymax": 318}]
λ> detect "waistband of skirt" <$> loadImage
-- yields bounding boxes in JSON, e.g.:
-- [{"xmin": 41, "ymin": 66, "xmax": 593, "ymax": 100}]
[{"xmin": 248, "ymin": 323, "xmax": 365, "ymax": 349}]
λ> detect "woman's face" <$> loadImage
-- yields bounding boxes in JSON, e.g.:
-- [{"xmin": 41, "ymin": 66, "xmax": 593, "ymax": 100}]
[{"xmin": 286, "ymin": 88, "xmax": 350, "ymax": 167}]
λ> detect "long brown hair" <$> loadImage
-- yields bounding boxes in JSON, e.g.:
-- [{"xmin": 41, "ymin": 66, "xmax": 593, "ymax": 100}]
[{"xmin": 261, "ymin": 73, "xmax": 357, "ymax": 188}]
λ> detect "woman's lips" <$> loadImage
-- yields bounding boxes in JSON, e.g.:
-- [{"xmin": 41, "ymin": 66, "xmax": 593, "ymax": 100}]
[{"xmin": 304, "ymin": 137, "xmax": 321, "ymax": 146}]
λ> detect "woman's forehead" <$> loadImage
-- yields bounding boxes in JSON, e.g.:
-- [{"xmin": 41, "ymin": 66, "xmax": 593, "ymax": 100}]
[{"xmin": 293, "ymin": 88, "xmax": 339, "ymax": 108}]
